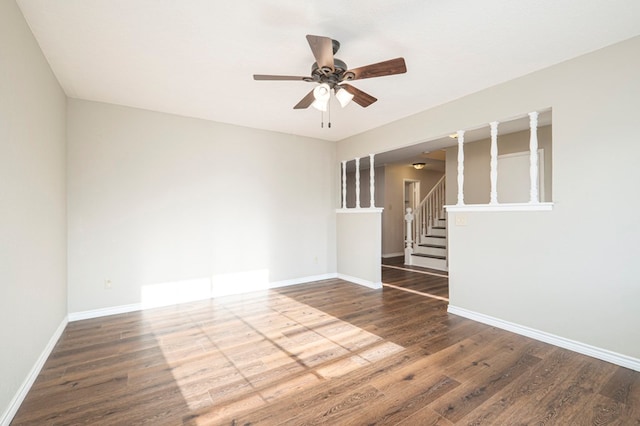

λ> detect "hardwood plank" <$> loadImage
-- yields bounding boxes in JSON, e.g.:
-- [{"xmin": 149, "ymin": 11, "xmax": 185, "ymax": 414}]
[
  {"xmin": 494, "ymin": 353, "xmax": 619, "ymax": 424},
  {"xmin": 10, "ymin": 269, "xmax": 640, "ymax": 425},
  {"xmin": 429, "ymin": 345, "xmax": 542, "ymax": 422}
]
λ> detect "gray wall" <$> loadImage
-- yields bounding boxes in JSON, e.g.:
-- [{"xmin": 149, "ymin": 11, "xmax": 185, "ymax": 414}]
[
  {"xmin": 0, "ymin": 0, "xmax": 68, "ymax": 420},
  {"xmin": 67, "ymin": 99, "xmax": 337, "ymax": 314},
  {"xmin": 338, "ymin": 36, "xmax": 640, "ymax": 360}
]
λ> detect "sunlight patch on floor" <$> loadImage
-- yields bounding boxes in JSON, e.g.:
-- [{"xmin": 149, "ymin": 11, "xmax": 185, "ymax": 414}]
[{"xmin": 142, "ymin": 285, "xmax": 405, "ymax": 422}]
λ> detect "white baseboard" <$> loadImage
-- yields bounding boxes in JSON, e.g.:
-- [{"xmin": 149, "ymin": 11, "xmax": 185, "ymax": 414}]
[
  {"xmin": 382, "ymin": 252, "xmax": 403, "ymax": 258},
  {"xmin": 68, "ymin": 273, "xmax": 341, "ymax": 322},
  {"xmin": 270, "ymin": 273, "xmax": 338, "ymax": 288},
  {"xmin": 337, "ymin": 273, "xmax": 382, "ymax": 290},
  {"xmin": 68, "ymin": 303, "xmax": 142, "ymax": 322},
  {"xmin": 448, "ymin": 305, "xmax": 640, "ymax": 372},
  {"xmin": 1, "ymin": 316, "xmax": 68, "ymax": 426}
]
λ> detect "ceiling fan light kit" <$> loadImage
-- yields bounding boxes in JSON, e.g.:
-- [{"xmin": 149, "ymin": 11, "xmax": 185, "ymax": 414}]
[
  {"xmin": 312, "ymin": 83, "xmax": 331, "ymax": 111},
  {"xmin": 335, "ymin": 85, "xmax": 354, "ymax": 108},
  {"xmin": 253, "ymin": 34, "xmax": 407, "ymax": 125}
]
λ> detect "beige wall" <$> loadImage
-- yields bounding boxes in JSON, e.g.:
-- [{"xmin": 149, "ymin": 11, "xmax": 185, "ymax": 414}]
[
  {"xmin": 0, "ymin": 0, "xmax": 68, "ymax": 421},
  {"xmin": 337, "ymin": 211, "xmax": 382, "ymax": 286},
  {"xmin": 66, "ymin": 99, "xmax": 337, "ymax": 314},
  {"xmin": 338, "ymin": 36, "xmax": 640, "ymax": 360},
  {"xmin": 445, "ymin": 126, "xmax": 552, "ymax": 204},
  {"xmin": 344, "ymin": 166, "xmax": 385, "ymax": 209}
]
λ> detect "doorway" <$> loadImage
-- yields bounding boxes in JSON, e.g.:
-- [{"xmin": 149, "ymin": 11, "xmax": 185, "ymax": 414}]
[{"xmin": 403, "ymin": 179, "xmax": 420, "ymax": 213}]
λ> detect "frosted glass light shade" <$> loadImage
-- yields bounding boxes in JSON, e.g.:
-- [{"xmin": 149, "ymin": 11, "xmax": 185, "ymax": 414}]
[
  {"xmin": 313, "ymin": 83, "xmax": 330, "ymax": 101},
  {"xmin": 335, "ymin": 86, "xmax": 354, "ymax": 108},
  {"xmin": 311, "ymin": 99, "xmax": 328, "ymax": 111},
  {"xmin": 312, "ymin": 83, "xmax": 331, "ymax": 111}
]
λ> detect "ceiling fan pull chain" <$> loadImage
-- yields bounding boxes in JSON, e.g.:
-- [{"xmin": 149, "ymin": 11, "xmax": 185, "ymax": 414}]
[
  {"xmin": 328, "ymin": 100, "xmax": 331, "ymax": 128},
  {"xmin": 321, "ymin": 111, "xmax": 324, "ymax": 128}
]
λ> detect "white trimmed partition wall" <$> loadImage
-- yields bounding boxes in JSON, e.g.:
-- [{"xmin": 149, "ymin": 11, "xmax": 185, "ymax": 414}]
[
  {"xmin": 447, "ymin": 110, "xmax": 553, "ymax": 213},
  {"xmin": 337, "ymin": 153, "xmax": 383, "ymax": 289}
]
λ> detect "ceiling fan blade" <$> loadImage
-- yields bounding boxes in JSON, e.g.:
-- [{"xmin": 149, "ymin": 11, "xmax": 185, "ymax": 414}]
[
  {"xmin": 254, "ymin": 74, "xmax": 309, "ymax": 81},
  {"xmin": 345, "ymin": 57, "xmax": 407, "ymax": 81},
  {"xmin": 306, "ymin": 35, "xmax": 334, "ymax": 71},
  {"xmin": 293, "ymin": 90, "xmax": 316, "ymax": 109},
  {"xmin": 341, "ymin": 84, "xmax": 377, "ymax": 108}
]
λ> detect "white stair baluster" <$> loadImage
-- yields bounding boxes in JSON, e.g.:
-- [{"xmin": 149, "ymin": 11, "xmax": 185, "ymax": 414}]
[
  {"xmin": 404, "ymin": 207, "xmax": 414, "ymax": 265},
  {"xmin": 355, "ymin": 157, "xmax": 361, "ymax": 208},
  {"xmin": 341, "ymin": 160, "xmax": 347, "ymax": 209},
  {"xmin": 490, "ymin": 121, "xmax": 499, "ymax": 204},
  {"xmin": 529, "ymin": 112, "xmax": 539, "ymax": 203},
  {"xmin": 369, "ymin": 154, "xmax": 375, "ymax": 208},
  {"xmin": 456, "ymin": 130, "xmax": 465, "ymax": 205}
]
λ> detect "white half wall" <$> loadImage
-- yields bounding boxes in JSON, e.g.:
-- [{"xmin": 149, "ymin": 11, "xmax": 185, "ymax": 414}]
[
  {"xmin": 336, "ymin": 209, "xmax": 383, "ymax": 288},
  {"xmin": 67, "ymin": 99, "xmax": 337, "ymax": 314},
  {"xmin": 0, "ymin": 1, "xmax": 67, "ymax": 422}
]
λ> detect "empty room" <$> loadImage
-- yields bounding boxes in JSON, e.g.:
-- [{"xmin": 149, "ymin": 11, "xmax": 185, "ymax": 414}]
[{"xmin": 2, "ymin": 1, "xmax": 640, "ymax": 424}]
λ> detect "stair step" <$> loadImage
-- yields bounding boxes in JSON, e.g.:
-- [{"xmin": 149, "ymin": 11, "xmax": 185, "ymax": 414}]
[
  {"xmin": 415, "ymin": 243, "xmax": 446, "ymax": 257},
  {"xmin": 410, "ymin": 254, "xmax": 448, "ymax": 271},
  {"xmin": 422, "ymin": 235, "xmax": 446, "ymax": 246},
  {"xmin": 429, "ymin": 227, "xmax": 446, "ymax": 237},
  {"xmin": 413, "ymin": 253, "xmax": 446, "ymax": 260},
  {"xmin": 432, "ymin": 226, "xmax": 446, "ymax": 230},
  {"xmin": 419, "ymin": 243, "xmax": 446, "ymax": 249}
]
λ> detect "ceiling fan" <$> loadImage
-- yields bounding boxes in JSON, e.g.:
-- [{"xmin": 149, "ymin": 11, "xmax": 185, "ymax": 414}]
[{"xmin": 253, "ymin": 35, "xmax": 407, "ymax": 111}]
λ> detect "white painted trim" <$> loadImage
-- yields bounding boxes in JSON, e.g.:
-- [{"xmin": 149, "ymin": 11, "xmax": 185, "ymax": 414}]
[
  {"xmin": 448, "ymin": 305, "xmax": 640, "ymax": 372},
  {"xmin": 382, "ymin": 252, "xmax": 404, "ymax": 258},
  {"xmin": 403, "ymin": 179, "xmax": 421, "ymax": 212},
  {"xmin": 336, "ymin": 207, "xmax": 384, "ymax": 214},
  {"xmin": 1, "ymin": 316, "xmax": 68, "ymax": 426},
  {"xmin": 337, "ymin": 273, "xmax": 383, "ymax": 289},
  {"xmin": 68, "ymin": 303, "xmax": 142, "ymax": 322},
  {"xmin": 269, "ymin": 273, "xmax": 338, "ymax": 288},
  {"xmin": 445, "ymin": 202, "xmax": 553, "ymax": 212},
  {"xmin": 68, "ymin": 273, "xmax": 341, "ymax": 322}
]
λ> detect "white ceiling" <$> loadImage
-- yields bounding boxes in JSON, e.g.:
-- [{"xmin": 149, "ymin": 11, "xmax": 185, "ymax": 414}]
[{"xmin": 17, "ymin": 0, "xmax": 640, "ymax": 142}]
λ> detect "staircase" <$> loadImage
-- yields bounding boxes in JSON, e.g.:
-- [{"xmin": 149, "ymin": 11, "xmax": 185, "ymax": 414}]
[{"xmin": 405, "ymin": 176, "xmax": 448, "ymax": 271}]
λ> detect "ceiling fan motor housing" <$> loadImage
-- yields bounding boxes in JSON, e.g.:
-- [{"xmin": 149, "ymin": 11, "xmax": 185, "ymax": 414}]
[{"xmin": 311, "ymin": 58, "xmax": 354, "ymax": 87}]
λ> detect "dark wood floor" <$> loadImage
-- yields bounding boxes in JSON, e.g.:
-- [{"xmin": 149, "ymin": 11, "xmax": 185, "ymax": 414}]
[{"xmin": 12, "ymin": 263, "xmax": 640, "ymax": 425}]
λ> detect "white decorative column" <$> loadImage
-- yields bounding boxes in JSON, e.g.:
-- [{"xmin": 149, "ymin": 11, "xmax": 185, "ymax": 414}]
[
  {"xmin": 489, "ymin": 121, "xmax": 499, "ymax": 204},
  {"xmin": 404, "ymin": 207, "xmax": 414, "ymax": 265},
  {"xmin": 355, "ymin": 157, "xmax": 361, "ymax": 208},
  {"xmin": 369, "ymin": 154, "xmax": 375, "ymax": 208},
  {"xmin": 456, "ymin": 130, "xmax": 466, "ymax": 205},
  {"xmin": 529, "ymin": 111, "xmax": 539, "ymax": 203},
  {"xmin": 341, "ymin": 160, "xmax": 347, "ymax": 209}
]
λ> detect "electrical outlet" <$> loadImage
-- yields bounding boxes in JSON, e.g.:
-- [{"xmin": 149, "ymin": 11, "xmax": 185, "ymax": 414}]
[
  {"xmin": 455, "ymin": 214, "xmax": 468, "ymax": 226},
  {"xmin": 104, "ymin": 279, "xmax": 112, "ymax": 289}
]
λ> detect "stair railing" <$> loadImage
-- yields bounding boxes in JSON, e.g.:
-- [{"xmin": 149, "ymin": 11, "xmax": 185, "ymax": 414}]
[{"xmin": 405, "ymin": 176, "xmax": 446, "ymax": 264}]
